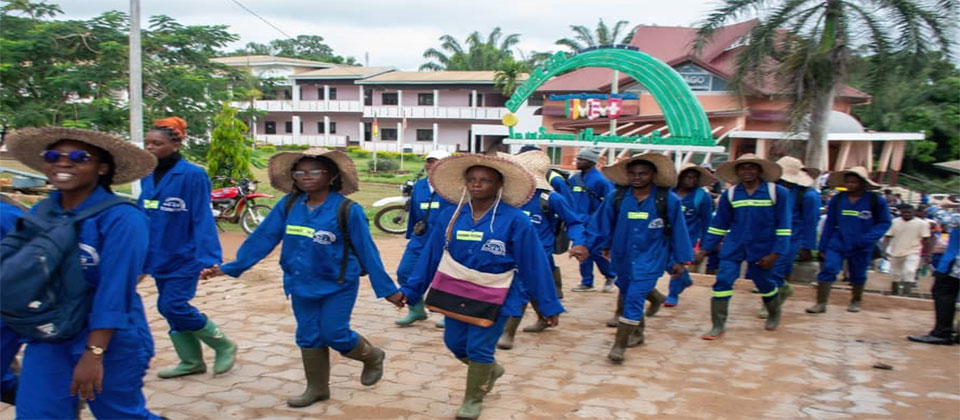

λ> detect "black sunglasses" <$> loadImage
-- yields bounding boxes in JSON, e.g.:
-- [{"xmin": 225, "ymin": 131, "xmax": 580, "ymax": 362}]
[{"xmin": 41, "ymin": 150, "xmax": 93, "ymax": 164}]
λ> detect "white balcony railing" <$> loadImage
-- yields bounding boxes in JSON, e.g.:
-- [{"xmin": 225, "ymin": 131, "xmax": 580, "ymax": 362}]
[
  {"xmin": 233, "ymin": 101, "xmax": 508, "ymax": 120},
  {"xmin": 254, "ymin": 134, "xmax": 349, "ymax": 147},
  {"xmin": 235, "ymin": 100, "xmax": 363, "ymax": 113}
]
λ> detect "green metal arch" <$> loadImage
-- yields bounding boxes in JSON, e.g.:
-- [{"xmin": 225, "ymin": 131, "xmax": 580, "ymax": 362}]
[{"xmin": 506, "ymin": 48, "xmax": 714, "ymax": 146}]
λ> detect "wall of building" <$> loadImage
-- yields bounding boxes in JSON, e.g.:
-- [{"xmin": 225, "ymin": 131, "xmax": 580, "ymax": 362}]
[{"xmin": 296, "ymin": 81, "xmax": 360, "ymax": 101}]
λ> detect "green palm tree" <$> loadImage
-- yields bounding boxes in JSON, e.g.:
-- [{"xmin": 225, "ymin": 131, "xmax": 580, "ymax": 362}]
[
  {"xmin": 493, "ymin": 60, "xmax": 528, "ymax": 96},
  {"xmin": 420, "ymin": 27, "xmax": 521, "ymax": 71},
  {"xmin": 555, "ymin": 19, "xmax": 636, "ymax": 52},
  {"xmin": 695, "ymin": 0, "xmax": 953, "ymax": 171}
]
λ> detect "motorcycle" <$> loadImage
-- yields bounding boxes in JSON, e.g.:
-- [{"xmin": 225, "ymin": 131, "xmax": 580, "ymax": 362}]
[
  {"xmin": 210, "ymin": 177, "xmax": 274, "ymax": 234},
  {"xmin": 371, "ymin": 170, "xmax": 423, "ymax": 235}
]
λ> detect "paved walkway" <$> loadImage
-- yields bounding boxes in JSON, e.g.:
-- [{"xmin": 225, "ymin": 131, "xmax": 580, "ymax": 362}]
[{"xmin": 2, "ymin": 235, "xmax": 958, "ymax": 419}]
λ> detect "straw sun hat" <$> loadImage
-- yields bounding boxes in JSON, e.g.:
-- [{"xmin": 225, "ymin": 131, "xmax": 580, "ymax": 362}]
[
  {"xmin": 826, "ymin": 166, "xmax": 880, "ymax": 190},
  {"xmin": 678, "ymin": 163, "xmax": 717, "ymax": 187},
  {"xmin": 268, "ymin": 147, "xmax": 359, "ymax": 195},
  {"xmin": 5, "ymin": 127, "xmax": 157, "ymax": 184},
  {"xmin": 498, "ymin": 151, "xmax": 552, "ymax": 192},
  {"xmin": 715, "ymin": 153, "xmax": 782, "ymax": 184},
  {"xmin": 776, "ymin": 156, "xmax": 816, "ymax": 187},
  {"xmin": 429, "ymin": 154, "xmax": 536, "ymax": 207},
  {"xmin": 602, "ymin": 152, "xmax": 678, "ymax": 188}
]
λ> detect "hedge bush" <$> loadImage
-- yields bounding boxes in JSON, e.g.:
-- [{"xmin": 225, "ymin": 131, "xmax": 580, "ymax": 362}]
[{"xmin": 367, "ymin": 158, "xmax": 399, "ymax": 172}]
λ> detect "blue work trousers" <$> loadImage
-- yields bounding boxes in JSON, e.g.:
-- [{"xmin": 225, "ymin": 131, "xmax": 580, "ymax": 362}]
[
  {"xmin": 16, "ymin": 342, "xmax": 159, "ymax": 419},
  {"xmin": 618, "ymin": 278, "xmax": 657, "ymax": 324},
  {"xmin": 1, "ymin": 323, "xmax": 22, "ymax": 394},
  {"xmin": 578, "ymin": 246, "xmax": 616, "ymax": 287},
  {"xmin": 818, "ymin": 249, "xmax": 872, "ymax": 286},
  {"xmin": 712, "ymin": 260, "xmax": 779, "ymax": 302},
  {"xmin": 155, "ymin": 275, "xmax": 207, "ymax": 332},
  {"xmin": 668, "ymin": 269, "xmax": 694, "ymax": 300},
  {"xmin": 396, "ymin": 243, "xmax": 423, "ymax": 286},
  {"xmin": 443, "ymin": 315, "xmax": 508, "ymax": 364},
  {"xmin": 771, "ymin": 241, "xmax": 803, "ymax": 286},
  {"xmin": 706, "ymin": 250, "xmax": 720, "ymax": 271},
  {"xmin": 290, "ymin": 286, "xmax": 360, "ymax": 354}
]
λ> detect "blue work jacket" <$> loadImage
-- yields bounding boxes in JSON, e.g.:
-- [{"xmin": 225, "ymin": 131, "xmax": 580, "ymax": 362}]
[
  {"xmin": 702, "ymin": 183, "xmax": 792, "ymax": 262},
  {"xmin": 139, "ymin": 159, "xmax": 221, "ymax": 277},
  {"xmin": 221, "ymin": 193, "xmax": 398, "ymax": 299},
  {"xmin": 935, "ymin": 226, "xmax": 959, "ymax": 275},
  {"xmin": 568, "ymin": 167, "xmax": 613, "ymax": 217},
  {"xmin": 785, "ymin": 183, "xmax": 821, "ymax": 250},
  {"xmin": 586, "ymin": 186, "xmax": 693, "ymax": 281},
  {"xmin": 0, "ymin": 202, "xmax": 23, "ymax": 237},
  {"xmin": 518, "ymin": 189, "xmax": 586, "ymax": 255},
  {"xmin": 32, "ymin": 187, "xmax": 153, "ymax": 359},
  {"xmin": 819, "ymin": 192, "xmax": 892, "ymax": 254},
  {"xmin": 673, "ymin": 187, "xmax": 714, "ymax": 246},
  {"xmin": 405, "ymin": 178, "xmax": 454, "ymax": 245},
  {"xmin": 548, "ymin": 170, "xmax": 576, "ymax": 206},
  {"xmin": 400, "ymin": 203, "xmax": 564, "ymax": 318}
]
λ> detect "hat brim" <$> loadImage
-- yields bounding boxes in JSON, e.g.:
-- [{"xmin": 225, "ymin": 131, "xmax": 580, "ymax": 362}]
[
  {"xmin": 715, "ymin": 158, "xmax": 782, "ymax": 184},
  {"xmin": 503, "ymin": 151, "xmax": 552, "ymax": 192},
  {"xmin": 678, "ymin": 164, "xmax": 718, "ymax": 187},
  {"xmin": 5, "ymin": 127, "xmax": 157, "ymax": 185},
  {"xmin": 826, "ymin": 169, "xmax": 880, "ymax": 190},
  {"xmin": 603, "ymin": 153, "xmax": 678, "ymax": 188},
  {"xmin": 780, "ymin": 170, "xmax": 815, "ymax": 187},
  {"xmin": 430, "ymin": 154, "xmax": 536, "ymax": 207},
  {"xmin": 268, "ymin": 148, "xmax": 359, "ymax": 195}
]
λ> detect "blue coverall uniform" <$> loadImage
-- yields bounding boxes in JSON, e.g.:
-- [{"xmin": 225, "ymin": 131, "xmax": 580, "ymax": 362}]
[
  {"xmin": 548, "ymin": 170, "xmax": 575, "ymax": 206},
  {"xmin": 0, "ymin": 202, "xmax": 24, "ymax": 398},
  {"xmin": 701, "ymin": 183, "xmax": 792, "ymax": 302},
  {"xmin": 568, "ymin": 167, "xmax": 616, "ymax": 287},
  {"xmin": 396, "ymin": 178, "xmax": 454, "ymax": 285},
  {"xmin": 667, "ymin": 187, "xmax": 714, "ymax": 303},
  {"xmin": 221, "ymin": 193, "xmax": 399, "ymax": 352},
  {"xmin": 139, "ymin": 159, "xmax": 222, "ymax": 332},
  {"xmin": 518, "ymin": 190, "xmax": 586, "ymax": 271},
  {"xmin": 400, "ymin": 204, "xmax": 564, "ymax": 363},
  {"xmin": 17, "ymin": 187, "xmax": 159, "ymax": 419},
  {"xmin": 771, "ymin": 184, "xmax": 820, "ymax": 285},
  {"xmin": 586, "ymin": 186, "xmax": 693, "ymax": 322},
  {"xmin": 817, "ymin": 192, "xmax": 892, "ymax": 285}
]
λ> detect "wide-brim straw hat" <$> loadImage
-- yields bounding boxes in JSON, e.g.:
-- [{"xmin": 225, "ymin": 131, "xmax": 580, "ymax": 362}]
[
  {"xmin": 678, "ymin": 163, "xmax": 717, "ymax": 187},
  {"xmin": 5, "ymin": 127, "xmax": 157, "ymax": 185},
  {"xmin": 603, "ymin": 153, "xmax": 677, "ymax": 188},
  {"xmin": 776, "ymin": 156, "xmax": 815, "ymax": 187},
  {"xmin": 430, "ymin": 154, "xmax": 536, "ymax": 207},
  {"xmin": 716, "ymin": 153, "xmax": 782, "ymax": 184},
  {"xmin": 268, "ymin": 147, "xmax": 359, "ymax": 195},
  {"xmin": 826, "ymin": 166, "xmax": 880, "ymax": 190},
  {"xmin": 499, "ymin": 151, "xmax": 552, "ymax": 191}
]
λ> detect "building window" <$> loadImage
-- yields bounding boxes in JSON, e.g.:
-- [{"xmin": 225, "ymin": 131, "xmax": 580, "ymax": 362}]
[
  {"xmin": 317, "ymin": 88, "xmax": 324, "ymax": 100},
  {"xmin": 329, "ymin": 122, "xmax": 336, "ymax": 134},
  {"xmin": 364, "ymin": 122, "xmax": 372, "ymax": 141},
  {"xmin": 546, "ymin": 147, "xmax": 562, "ymax": 165},
  {"xmin": 284, "ymin": 121, "xmax": 293, "ymax": 133},
  {"xmin": 265, "ymin": 121, "xmax": 276, "ymax": 134},
  {"xmin": 364, "ymin": 89, "xmax": 373, "ymax": 106},
  {"xmin": 382, "ymin": 92, "xmax": 398, "ymax": 105},
  {"xmin": 416, "ymin": 129, "xmax": 433, "ymax": 142},
  {"xmin": 329, "ymin": 88, "xmax": 337, "ymax": 100},
  {"xmin": 381, "ymin": 128, "xmax": 398, "ymax": 140},
  {"xmin": 418, "ymin": 93, "xmax": 434, "ymax": 106},
  {"xmin": 528, "ymin": 95, "xmax": 544, "ymax": 106},
  {"xmin": 283, "ymin": 89, "xmax": 292, "ymax": 100}
]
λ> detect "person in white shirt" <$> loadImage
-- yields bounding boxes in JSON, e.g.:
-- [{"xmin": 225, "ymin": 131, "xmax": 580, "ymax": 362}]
[{"xmin": 882, "ymin": 204, "xmax": 933, "ymax": 295}]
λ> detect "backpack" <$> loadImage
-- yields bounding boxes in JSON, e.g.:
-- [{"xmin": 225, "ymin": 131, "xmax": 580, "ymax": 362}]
[
  {"xmin": 547, "ymin": 168, "xmax": 570, "ymax": 182},
  {"xmin": 0, "ymin": 195, "xmax": 133, "ymax": 342},
  {"xmin": 539, "ymin": 192, "xmax": 569, "ymax": 254},
  {"xmin": 284, "ymin": 193, "xmax": 367, "ymax": 281},
  {"xmin": 727, "ymin": 182, "xmax": 779, "ymax": 205},
  {"xmin": 612, "ymin": 186, "xmax": 671, "ymax": 237},
  {"xmin": 571, "ymin": 174, "xmax": 602, "ymax": 202}
]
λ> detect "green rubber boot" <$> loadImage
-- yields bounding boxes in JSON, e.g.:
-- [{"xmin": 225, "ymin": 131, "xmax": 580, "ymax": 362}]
[
  {"xmin": 343, "ymin": 335, "xmax": 385, "ymax": 386},
  {"xmin": 701, "ymin": 299, "xmax": 729, "ymax": 340},
  {"xmin": 497, "ymin": 317, "xmax": 522, "ymax": 350},
  {"xmin": 287, "ymin": 347, "xmax": 330, "ymax": 408},
  {"xmin": 194, "ymin": 320, "xmax": 236, "ymax": 375},
  {"xmin": 646, "ymin": 289, "xmax": 666, "ymax": 317},
  {"xmin": 608, "ymin": 321, "xmax": 639, "ymax": 363},
  {"xmin": 606, "ymin": 292, "xmax": 623, "ymax": 328},
  {"xmin": 157, "ymin": 331, "xmax": 206, "ymax": 378},
  {"xmin": 806, "ymin": 282, "xmax": 832, "ymax": 314},
  {"xmin": 456, "ymin": 361, "xmax": 498, "ymax": 420},
  {"xmin": 395, "ymin": 301, "xmax": 428, "ymax": 326},
  {"xmin": 457, "ymin": 358, "xmax": 504, "ymax": 392},
  {"xmin": 627, "ymin": 318, "xmax": 645, "ymax": 348},
  {"xmin": 847, "ymin": 284, "xmax": 865, "ymax": 312},
  {"xmin": 763, "ymin": 297, "xmax": 782, "ymax": 331}
]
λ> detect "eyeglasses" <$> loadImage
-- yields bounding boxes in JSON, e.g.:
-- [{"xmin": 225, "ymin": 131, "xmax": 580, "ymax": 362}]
[
  {"xmin": 41, "ymin": 150, "xmax": 92, "ymax": 164},
  {"xmin": 292, "ymin": 169, "xmax": 329, "ymax": 179}
]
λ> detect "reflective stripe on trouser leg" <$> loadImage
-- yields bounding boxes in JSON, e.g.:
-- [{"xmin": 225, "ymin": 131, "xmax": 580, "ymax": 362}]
[
  {"xmin": 745, "ymin": 264, "xmax": 778, "ymax": 302},
  {"xmin": 711, "ymin": 260, "xmax": 741, "ymax": 300},
  {"xmin": 620, "ymin": 278, "xmax": 656, "ymax": 324}
]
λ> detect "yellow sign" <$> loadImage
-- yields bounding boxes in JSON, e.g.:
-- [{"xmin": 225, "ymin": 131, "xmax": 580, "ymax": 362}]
[{"xmin": 455, "ymin": 230, "xmax": 484, "ymax": 242}]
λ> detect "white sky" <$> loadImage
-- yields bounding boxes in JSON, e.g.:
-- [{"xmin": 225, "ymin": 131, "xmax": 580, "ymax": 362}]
[{"xmin": 53, "ymin": 0, "xmax": 720, "ymax": 70}]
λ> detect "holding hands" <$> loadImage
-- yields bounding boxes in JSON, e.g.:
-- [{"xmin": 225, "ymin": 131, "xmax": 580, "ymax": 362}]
[{"xmin": 200, "ymin": 265, "xmax": 224, "ymax": 279}]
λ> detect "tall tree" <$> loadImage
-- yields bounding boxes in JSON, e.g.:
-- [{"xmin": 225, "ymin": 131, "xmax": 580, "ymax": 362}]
[
  {"xmin": 420, "ymin": 27, "xmax": 520, "ymax": 71},
  {"xmin": 206, "ymin": 103, "xmax": 252, "ymax": 187},
  {"xmin": 695, "ymin": 0, "xmax": 952, "ymax": 171},
  {"xmin": 493, "ymin": 60, "xmax": 528, "ymax": 96},
  {"xmin": 228, "ymin": 35, "xmax": 357, "ymax": 65},
  {"xmin": 555, "ymin": 19, "xmax": 636, "ymax": 52}
]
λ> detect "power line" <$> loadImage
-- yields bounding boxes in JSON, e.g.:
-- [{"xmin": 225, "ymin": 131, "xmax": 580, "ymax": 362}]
[{"xmin": 226, "ymin": 0, "xmax": 297, "ymax": 41}]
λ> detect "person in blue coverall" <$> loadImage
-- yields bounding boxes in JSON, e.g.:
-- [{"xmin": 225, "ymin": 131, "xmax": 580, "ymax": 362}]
[
  {"xmin": 571, "ymin": 154, "xmax": 692, "ymax": 363},
  {"xmin": 756, "ymin": 156, "xmax": 821, "ymax": 319},
  {"xmin": 907, "ymin": 223, "xmax": 960, "ymax": 345},
  {"xmin": 0, "ymin": 197, "xmax": 25, "ymax": 405},
  {"xmin": 395, "ymin": 149, "xmax": 454, "ymax": 327},
  {"xmin": 695, "ymin": 154, "xmax": 792, "ymax": 339},
  {"xmin": 665, "ymin": 163, "xmax": 716, "ymax": 307},
  {"xmin": 807, "ymin": 167, "xmax": 892, "ymax": 314},
  {"xmin": 567, "ymin": 147, "xmax": 618, "ymax": 292},
  {"xmin": 5, "ymin": 127, "xmax": 160, "ymax": 419},
  {"xmin": 201, "ymin": 148, "xmax": 404, "ymax": 408},
  {"xmin": 140, "ymin": 117, "xmax": 236, "ymax": 379},
  {"xmin": 496, "ymin": 150, "xmax": 585, "ymax": 350},
  {"xmin": 398, "ymin": 154, "xmax": 563, "ymax": 420}
]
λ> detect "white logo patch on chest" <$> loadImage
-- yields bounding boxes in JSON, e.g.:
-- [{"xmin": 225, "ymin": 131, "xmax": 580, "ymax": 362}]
[
  {"xmin": 481, "ymin": 239, "xmax": 507, "ymax": 256},
  {"xmin": 858, "ymin": 211, "xmax": 873, "ymax": 220},
  {"xmin": 530, "ymin": 214, "xmax": 544, "ymax": 224},
  {"xmin": 312, "ymin": 230, "xmax": 337, "ymax": 245},
  {"xmin": 78, "ymin": 243, "xmax": 100, "ymax": 267},
  {"xmin": 648, "ymin": 218, "xmax": 664, "ymax": 229},
  {"xmin": 160, "ymin": 197, "xmax": 188, "ymax": 212}
]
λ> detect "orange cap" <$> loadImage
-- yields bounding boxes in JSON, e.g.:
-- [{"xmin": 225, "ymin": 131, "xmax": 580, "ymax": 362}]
[{"xmin": 153, "ymin": 117, "xmax": 187, "ymax": 140}]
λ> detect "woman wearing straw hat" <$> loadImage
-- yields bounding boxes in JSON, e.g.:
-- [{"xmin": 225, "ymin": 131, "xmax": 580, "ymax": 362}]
[
  {"xmin": 495, "ymin": 150, "xmax": 585, "ymax": 350},
  {"xmin": 808, "ymin": 167, "xmax": 892, "ymax": 314},
  {"xmin": 4, "ymin": 127, "xmax": 161, "ymax": 418},
  {"xmin": 756, "ymin": 156, "xmax": 821, "ymax": 318},
  {"xmin": 664, "ymin": 163, "xmax": 717, "ymax": 308},
  {"xmin": 571, "ymin": 153, "xmax": 692, "ymax": 362},
  {"xmin": 694, "ymin": 154, "xmax": 792, "ymax": 339},
  {"xmin": 139, "ymin": 117, "xmax": 236, "ymax": 379},
  {"xmin": 201, "ymin": 148, "xmax": 404, "ymax": 408},
  {"xmin": 398, "ymin": 154, "xmax": 563, "ymax": 419}
]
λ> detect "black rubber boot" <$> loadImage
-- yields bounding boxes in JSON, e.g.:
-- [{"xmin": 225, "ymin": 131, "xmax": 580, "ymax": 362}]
[
  {"xmin": 806, "ymin": 282, "xmax": 832, "ymax": 314},
  {"xmin": 701, "ymin": 299, "xmax": 729, "ymax": 340},
  {"xmin": 848, "ymin": 284, "xmax": 865, "ymax": 312},
  {"xmin": 287, "ymin": 347, "xmax": 330, "ymax": 408},
  {"xmin": 608, "ymin": 321, "xmax": 639, "ymax": 363},
  {"xmin": 343, "ymin": 335, "xmax": 385, "ymax": 386}
]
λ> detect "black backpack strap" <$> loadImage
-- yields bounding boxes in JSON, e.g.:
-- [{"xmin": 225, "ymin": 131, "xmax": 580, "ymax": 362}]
[
  {"xmin": 794, "ymin": 187, "xmax": 805, "ymax": 214},
  {"xmin": 574, "ymin": 175, "xmax": 601, "ymax": 202},
  {"xmin": 610, "ymin": 186, "xmax": 628, "ymax": 231},
  {"xmin": 869, "ymin": 191, "xmax": 880, "ymax": 222},
  {"xmin": 70, "ymin": 195, "xmax": 133, "ymax": 221},
  {"xmin": 337, "ymin": 198, "xmax": 364, "ymax": 282},
  {"xmin": 655, "ymin": 187, "xmax": 671, "ymax": 238}
]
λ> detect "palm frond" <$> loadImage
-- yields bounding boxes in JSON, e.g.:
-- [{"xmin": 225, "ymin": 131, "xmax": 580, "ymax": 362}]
[
  {"xmin": 555, "ymin": 38, "xmax": 585, "ymax": 52},
  {"xmin": 438, "ymin": 35, "xmax": 464, "ymax": 55},
  {"xmin": 597, "ymin": 19, "xmax": 611, "ymax": 45},
  {"xmin": 620, "ymin": 24, "xmax": 639, "ymax": 44},
  {"xmin": 694, "ymin": 0, "xmax": 772, "ymax": 52},
  {"xmin": 570, "ymin": 25, "xmax": 596, "ymax": 47}
]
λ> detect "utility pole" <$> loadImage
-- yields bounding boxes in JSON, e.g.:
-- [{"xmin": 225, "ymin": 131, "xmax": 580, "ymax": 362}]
[
  {"xmin": 129, "ymin": 0, "xmax": 144, "ymax": 196},
  {"xmin": 608, "ymin": 70, "xmax": 619, "ymax": 163}
]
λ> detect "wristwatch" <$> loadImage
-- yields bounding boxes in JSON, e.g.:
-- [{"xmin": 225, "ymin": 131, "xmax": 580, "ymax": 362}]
[{"xmin": 85, "ymin": 345, "xmax": 106, "ymax": 357}]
